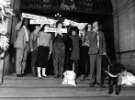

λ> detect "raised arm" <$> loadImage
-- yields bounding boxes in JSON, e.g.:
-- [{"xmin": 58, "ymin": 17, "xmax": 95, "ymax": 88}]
[
  {"xmin": 49, "ymin": 34, "xmax": 53, "ymax": 55},
  {"xmin": 30, "ymin": 32, "xmax": 34, "ymax": 52},
  {"xmin": 15, "ymin": 17, "xmax": 23, "ymax": 31},
  {"xmin": 34, "ymin": 24, "xmax": 44, "ymax": 35}
]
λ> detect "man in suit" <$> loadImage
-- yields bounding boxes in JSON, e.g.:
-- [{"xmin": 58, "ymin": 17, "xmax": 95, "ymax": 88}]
[
  {"xmin": 14, "ymin": 16, "xmax": 30, "ymax": 77},
  {"xmin": 88, "ymin": 21, "xmax": 106, "ymax": 87}
]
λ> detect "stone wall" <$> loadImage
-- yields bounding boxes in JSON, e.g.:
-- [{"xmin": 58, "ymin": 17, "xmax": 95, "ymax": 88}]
[
  {"xmin": 120, "ymin": 51, "xmax": 135, "ymax": 72},
  {"xmin": 112, "ymin": 0, "xmax": 135, "ymax": 73}
]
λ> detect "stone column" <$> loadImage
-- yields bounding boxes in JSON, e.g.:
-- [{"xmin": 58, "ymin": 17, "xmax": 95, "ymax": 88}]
[
  {"xmin": 0, "ymin": 0, "xmax": 21, "ymax": 84},
  {"xmin": 111, "ymin": 0, "xmax": 120, "ymax": 62},
  {"xmin": 0, "ymin": 58, "xmax": 4, "ymax": 84},
  {"xmin": 3, "ymin": 0, "xmax": 21, "ymax": 76},
  {"xmin": 113, "ymin": 13, "xmax": 120, "ymax": 62}
]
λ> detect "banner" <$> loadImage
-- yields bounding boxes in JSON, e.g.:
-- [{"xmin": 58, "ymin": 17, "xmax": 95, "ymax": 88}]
[
  {"xmin": 22, "ymin": 13, "xmax": 87, "ymax": 30},
  {"xmin": 30, "ymin": 19, "xmax": 57, "ymax": 25},
  {"xmin": 22, "ymin": 13, "xmax": 57, "ymax": 25},
  {"xmin": 22, "ymin": 13, "xmax": 48, "ymax": 20},
  {"xmin": 63, "ymin": 19, "xmax": 87, "ymax": 30},
  {"xmin": 44, "ymin": 27, "xmax": 67, "ymax": 33}
]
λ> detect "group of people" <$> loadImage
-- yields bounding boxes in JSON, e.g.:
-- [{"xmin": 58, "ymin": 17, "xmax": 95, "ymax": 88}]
[{"xmin": 14, "ymin": 15, "xmax": 106, "ymax": 87}]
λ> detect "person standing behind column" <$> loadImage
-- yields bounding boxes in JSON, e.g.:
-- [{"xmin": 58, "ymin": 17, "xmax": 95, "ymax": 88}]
[
  {"xmin": 36, "ymin": 25, "xmax": 52, "ymax": 78},
  {"xmin": 88, "ymin": 21, "xmax": 106, "ymax": 87},
  {"xmin": 53, "ymin": 21, "xmax": 66, "ymax": 79},
  {"xmin": 14, "ymin": 16, "xmax": 30, "ymax": 77},
  {"xmin": 30, "ymin": 24, "xmax": 43, "ymax": 76}
]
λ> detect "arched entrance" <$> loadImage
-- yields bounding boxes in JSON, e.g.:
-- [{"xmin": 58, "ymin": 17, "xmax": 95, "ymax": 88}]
[
  {"xmin": 4, "ymin": 0, "xmax": 115, "ymax": 76},
  {"xmin": 2, "ymin": 0, "xmax": 135, "ymax": 86},
  {"xmin": 0, "ymin": 1, "xmax": 135, "ymax": 99}
]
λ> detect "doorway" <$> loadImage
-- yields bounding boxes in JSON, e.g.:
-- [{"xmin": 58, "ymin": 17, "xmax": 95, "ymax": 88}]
[{"xmin": 4, "ymin": 0, "xmax": 115, "ymax": 77}]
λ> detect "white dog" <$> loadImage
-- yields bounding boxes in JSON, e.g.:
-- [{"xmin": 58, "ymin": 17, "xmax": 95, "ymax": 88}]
[
  {"xmin": 62, "ymin": 70, "xmax": 76, "ymax": 87},
  {"xmin": 105, "ymin": 70, "xmax": 135, "ymax": 86},
  {"xmin": 118, "ymin": 71, "xmax": 135, "ymax": 86}
]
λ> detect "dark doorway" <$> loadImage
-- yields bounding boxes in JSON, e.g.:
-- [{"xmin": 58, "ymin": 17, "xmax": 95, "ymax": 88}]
[{"xmin": 8, "ymin": 0, "xmax": 115, "ymax": 76}]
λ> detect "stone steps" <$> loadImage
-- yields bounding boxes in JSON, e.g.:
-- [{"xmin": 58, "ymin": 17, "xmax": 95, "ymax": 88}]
[
  {"xmin": 0, "ymin": 96, "xmax": 134, "ymax": 100},
  {"xmin": 2, "ymin": 75, "xmax": 90, "ymax": 88},
  {"xmin": 2, "ymin": 79, "xmax": 89, "ymax": 88},
  {"xmin": 0, "ymin": 75, "xmax": 135, "ymax": 100}
]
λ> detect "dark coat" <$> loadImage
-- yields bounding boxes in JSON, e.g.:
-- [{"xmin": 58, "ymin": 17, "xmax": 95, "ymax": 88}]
[
  {"xmin": 88, "ymin": 31, "xmax": 106, "ymax": 55},
  {"xmin": 70, "ymin": 36, "xmax": 80, "ymax": 60}
]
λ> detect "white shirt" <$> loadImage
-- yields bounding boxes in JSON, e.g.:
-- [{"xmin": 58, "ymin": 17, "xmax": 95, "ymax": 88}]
[
  {"xmin": 96, "ymin": 32, "xmax": 99, "ymax": 48},
  {"xmin": 23, "ymin": 26, "xmax": 29, "ymax": 42},
  {"xmin": 38, "ymin": 32, "xmax": 51, "ymax": 47}
]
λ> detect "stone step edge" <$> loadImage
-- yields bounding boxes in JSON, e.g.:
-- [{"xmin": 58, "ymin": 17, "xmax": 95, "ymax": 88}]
[{"xmin": 0, "ymin": 95, "xmax": 126, "ymax": 98}]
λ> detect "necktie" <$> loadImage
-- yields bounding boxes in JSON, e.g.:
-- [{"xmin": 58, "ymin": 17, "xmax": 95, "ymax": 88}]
[{"xmin": 97, "ymin": 32, "xmax": 99, "ymax": 48}]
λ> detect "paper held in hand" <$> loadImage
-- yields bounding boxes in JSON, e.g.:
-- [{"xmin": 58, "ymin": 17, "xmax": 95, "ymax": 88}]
[
  {"xmin": 30, "ymin": 19, "xmax": 57, "ymax": 25},
  {"xmin": 44, "ymin": 27, "xmax": 67, "ymax": 33}
]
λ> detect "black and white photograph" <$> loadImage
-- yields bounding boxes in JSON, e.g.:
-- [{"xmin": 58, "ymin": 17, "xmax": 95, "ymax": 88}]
[{"xmin": 0, "ymin": 0, "xmax": 135, "ymax": 100}]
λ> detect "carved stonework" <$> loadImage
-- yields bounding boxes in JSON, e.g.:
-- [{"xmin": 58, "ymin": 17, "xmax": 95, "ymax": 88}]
[
  {"xmin": 20, "ymin": 0, "xmax": 112, "ymax": 14},
  {"xmin": 60, "ymin": 0, "xmax": 76, "ymax": 10},
  {"xmin": 42, "ymin": 0, "xmax": 53, "ymax": 8},
  {"xmin": 75, "ymin": 0, "xmax": 93, "ymax": 10},
  {"xmin": 21, "ymin": 0, "xmax": 54, "ymax": 9}
]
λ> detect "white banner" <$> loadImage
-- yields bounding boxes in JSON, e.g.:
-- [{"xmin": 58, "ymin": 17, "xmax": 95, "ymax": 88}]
[
  {"xmin": 63, "ymin": 19, "xmax": 88, "ymax": 30},
  {"xmin": 22, "ymin": 13, "xmax": 48, "ymax": 20},
  {"xmin": 22, "ymin": 13, "xmax": 87, "ymax": 30},
  {"xmin": 22, "ymin": 13, "xmax": 57, "ymax": 25},
  {"xmin": 30, "ymin": 19, "xmax": 57, "ymax": 25},
  {"xmin": 44, "ymin": 27, "xmax": 67, "ymax": 33}
]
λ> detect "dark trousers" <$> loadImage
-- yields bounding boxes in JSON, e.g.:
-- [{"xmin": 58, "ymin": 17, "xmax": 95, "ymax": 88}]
[
  {"xmin": 108, "ymin": 77, "xmax": 121, "ymax": 94},
  {"xmin": 31, "ymin": 49, "xmax": 37, "ymax": 75},
  {"xmin": 89, "ymin": 54, "xmax": 102, "ymax": 84},
  {"xmin": 80, "ymin": 46, "xmax": 89, "ymax": 75},
  {"xmin": 71, "ymin": 60, "xmax": 78, "ymax": 75},
  {"xmin": 53, "ymin": 43, "xmax": 65, "ymax": 76}
]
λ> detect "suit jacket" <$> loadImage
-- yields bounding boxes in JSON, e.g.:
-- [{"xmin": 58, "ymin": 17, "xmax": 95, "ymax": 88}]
[
  {"xmin": 88, "ymin": 31, "xmax": 106, "ymax": 55},
  {"xmin": 14, "ymin": 26, "xmax": 30, "ymax": 49}
]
